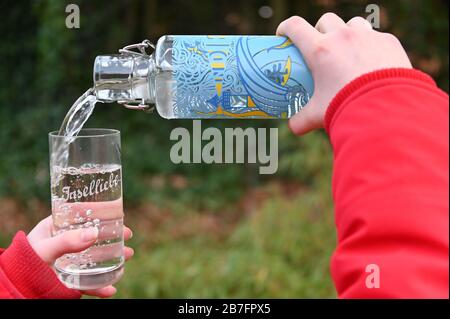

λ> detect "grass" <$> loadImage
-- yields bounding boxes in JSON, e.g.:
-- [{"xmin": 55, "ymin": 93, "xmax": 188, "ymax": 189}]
[{"xmin": 114, "ymin": 183, "xmax": 337, "ymax": 298}]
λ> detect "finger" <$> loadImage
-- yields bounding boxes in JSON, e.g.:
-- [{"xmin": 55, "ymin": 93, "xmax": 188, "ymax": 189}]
[
  {"xmin": 124, "ymin": 246, "xmax": 134, "ymax": 261},
  {"xmin": 347, "ymin": 16, "xmax": 373, "ymax": 30},
  {"xmin": 123, "ymin": 226, "xmax": 133, "ymax": 241},
  {"xmin": 276, "ymin": 16, "xmax": 321, "ymax": 59},
  {"xmin": 34, "ymin": 227, "xmax": 98, "ymax": 263},
  {"xmin": 82, "ymin": 285, "xmax": 117, "ymax": 298},
  {"xmin": 288, "ymin": 98, "xmax": 323, "ymax": 135},
  {"xmin": 315, "ymin": 12, "xmax": 346, "ymax": 33},
  {"xmin": 38, "ymin": 215, "xmax": 54, "ymax": 230},
  {"xmin": 27, "ymin": 215, "xmax": 53, "ymax": 242}
]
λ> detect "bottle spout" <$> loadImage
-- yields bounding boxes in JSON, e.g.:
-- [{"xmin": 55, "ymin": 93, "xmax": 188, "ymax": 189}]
[{"xmin": 93, "ymin": 54, "xmax": 155, "ymax": 110}]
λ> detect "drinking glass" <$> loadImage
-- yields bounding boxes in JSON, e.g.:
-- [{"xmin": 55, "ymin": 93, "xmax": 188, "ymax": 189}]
[{"xmin": 49, "ymin": 129, "xmax": 124, "ymax": 290}]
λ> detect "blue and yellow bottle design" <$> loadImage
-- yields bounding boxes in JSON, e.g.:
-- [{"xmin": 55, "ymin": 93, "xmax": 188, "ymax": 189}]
[{"xmin": 172, "ymin": 36, "xmax": 314, "ymax": 119}]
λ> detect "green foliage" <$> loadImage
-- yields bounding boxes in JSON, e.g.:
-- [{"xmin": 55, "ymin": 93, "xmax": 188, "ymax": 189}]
[
  {"xmin": 115, "ymin": 186, "xmax": 336, "ymax": 298},
  {"xmin": 278, "ymin": 126, "xmax": 333, "ymax": 185}
]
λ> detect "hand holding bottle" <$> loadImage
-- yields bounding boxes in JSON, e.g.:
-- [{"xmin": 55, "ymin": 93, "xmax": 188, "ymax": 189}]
[{"xmin": 277, "ymin": 13, "xmax": 412, "ymax": 135}]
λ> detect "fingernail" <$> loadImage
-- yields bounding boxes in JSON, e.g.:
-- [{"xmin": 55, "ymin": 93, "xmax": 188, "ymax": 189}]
[{"xmin": 81, "ymin": 227, "xmax": 98, "ymax": 242}]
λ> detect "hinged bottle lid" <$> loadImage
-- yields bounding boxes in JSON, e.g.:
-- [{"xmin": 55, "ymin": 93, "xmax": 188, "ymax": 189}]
[{"xmin": 93, "ymin": 40, "xmax": 156, "ymax": 111}]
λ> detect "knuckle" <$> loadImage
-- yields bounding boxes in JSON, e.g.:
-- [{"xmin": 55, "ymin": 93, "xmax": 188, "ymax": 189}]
[
  {"xmin": 349, "ymin": 16, "xmax": 367, "ymax": 24},
  {"xmin": 382, "ymin": 32, "xmax": 401, "ymax": 45},
  {"xmin": 320, "ymin": 12, "xmax": 339, "ymax": 22},
  {"xmin": 313, "ymin": 38, "xmax": 330, "ymax": 57},
  {"xmin": 285, "ymin": 15, "xmax": 304, "ymax": 28},
  {"xmin": 321, "ymin": 12, "xmax": 334, "ymax": 20},
  {"xmin": 337, "ymin": 26, "xmax": 356, "ymax": 40},
  {"xmin": 35, "ymin": 215, "xmax": 52, "ymax": 229}
]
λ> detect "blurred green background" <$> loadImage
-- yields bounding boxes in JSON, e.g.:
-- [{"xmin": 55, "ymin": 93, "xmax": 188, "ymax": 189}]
[{"xmin": 0, "ymin": 0, "xmax": 448, "ymax": 298}]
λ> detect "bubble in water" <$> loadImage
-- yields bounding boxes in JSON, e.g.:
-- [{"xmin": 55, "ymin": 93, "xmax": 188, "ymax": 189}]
[
  {"xmin": 86, "ymin": 209, "xmax": 93, "ymax": 216},
  {"xmin": 61, "ymin": 205, "xmax": 71, "ymax": 214},
  {"xmin": 93, "ymin": 218, "xmax": 100, "ymax": 225},
  {"xmin": 75, "ymin": 217, "xmax": 85, "ymax": 223},
  {"xmin": 84, "ymin": 221, "xmax": 93, "ymax": 228}
]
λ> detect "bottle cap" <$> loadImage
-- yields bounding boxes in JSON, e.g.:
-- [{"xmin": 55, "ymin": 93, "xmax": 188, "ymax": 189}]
[{"xmin": 93, "ymin": 54, "xmax": 153, "ymax": 105}]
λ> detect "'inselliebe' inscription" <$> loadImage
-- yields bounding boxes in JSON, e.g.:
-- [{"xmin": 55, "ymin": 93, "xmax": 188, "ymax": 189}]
[{"xmin": 53, "ymin": 168, "xmax": 121, "ymax": 202}]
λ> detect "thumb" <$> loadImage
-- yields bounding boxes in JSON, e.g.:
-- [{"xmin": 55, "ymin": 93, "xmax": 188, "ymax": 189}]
[
  {"xmin": 288, "ymin": 97, "xmax": 322, "ymax": 135},
  {"xmin": 34, "ymin": 227, "xmax": 99, "ymax": 264}
]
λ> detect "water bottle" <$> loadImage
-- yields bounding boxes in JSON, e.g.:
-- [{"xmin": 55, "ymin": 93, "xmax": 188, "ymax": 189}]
[{"xmin": 93, "ymin": 36, "xmax": 314, "ymax": 119}]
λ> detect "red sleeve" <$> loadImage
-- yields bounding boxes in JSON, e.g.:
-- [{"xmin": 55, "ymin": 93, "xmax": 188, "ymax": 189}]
[
  {"xmin": 0, "ymin": 231, "xmax": 81, "ymax": 299},
  {"xmin": 325, "ymin": 68, "xmax": 449, "ymax": 298}
]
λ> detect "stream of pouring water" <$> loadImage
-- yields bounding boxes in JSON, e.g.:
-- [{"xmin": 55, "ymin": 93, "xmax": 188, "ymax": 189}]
[
  {"xmin": 58, "ymin": 87, "xmax": 98, "ymax": 138},
  {"xmin": 52, "ymin": 88, "xmax": 99, "ymax": 169}
]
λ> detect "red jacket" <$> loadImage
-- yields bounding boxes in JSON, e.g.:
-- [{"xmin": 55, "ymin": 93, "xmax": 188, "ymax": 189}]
[
  {"xmin": 0, "ymin": 68, "xmax": 448, "ymax": 299},
  {"xmin": 326, "ymin": 68, "xmax": 449, "ymax": 298},
  {"xmin": 0, "ymin": 232, "xmax": 80, "ymax": 298}
]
